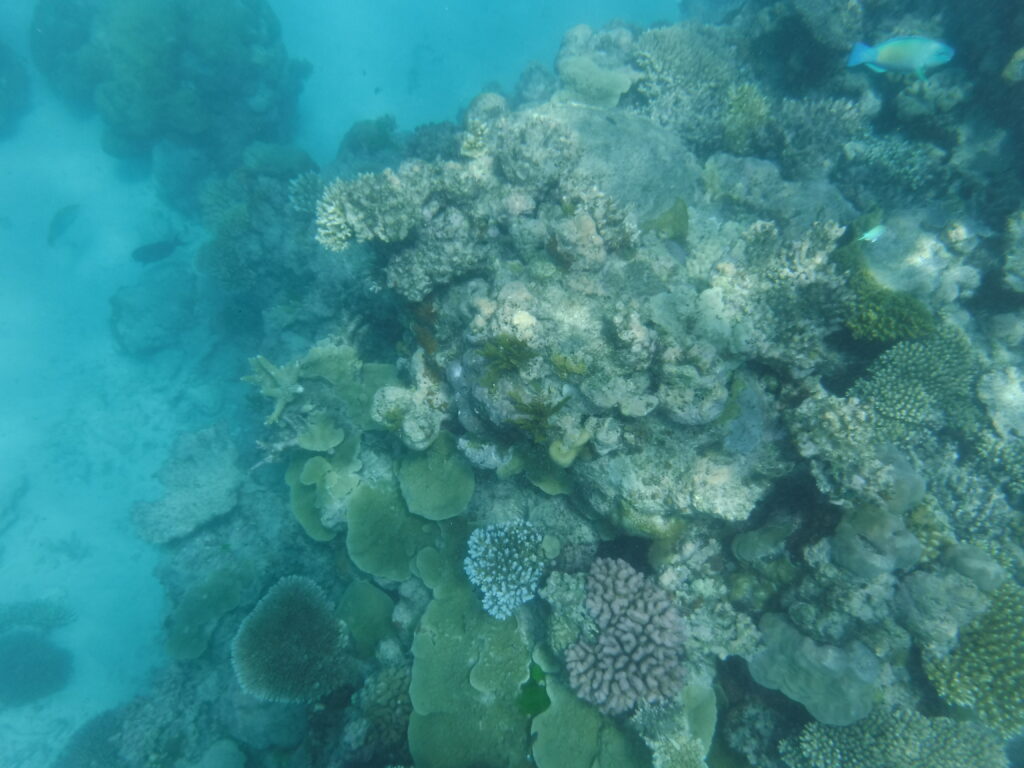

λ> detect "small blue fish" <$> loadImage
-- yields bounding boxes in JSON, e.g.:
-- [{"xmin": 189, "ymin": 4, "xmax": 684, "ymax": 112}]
[{"xmin": 847, "ymin": 36, "xmax": 954, "ymax": 80}]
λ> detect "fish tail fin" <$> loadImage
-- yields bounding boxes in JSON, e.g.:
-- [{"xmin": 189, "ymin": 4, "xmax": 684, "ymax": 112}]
[{"xmin": 846, "ymin": 42, "xmax": 876, "ymax": 68}]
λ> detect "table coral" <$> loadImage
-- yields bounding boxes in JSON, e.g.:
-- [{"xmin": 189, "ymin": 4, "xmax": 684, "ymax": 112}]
[{"xmin": 230, "ymin": 576, "xmax": 355, "ymax": 703}]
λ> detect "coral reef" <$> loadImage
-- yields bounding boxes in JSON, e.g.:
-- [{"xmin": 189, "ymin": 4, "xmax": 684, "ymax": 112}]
[
  {"xmin": 31, "ymin": 0, "xmax": 307, "ymax": 167},
  {"xmin": 51, "ymin": 709, "xmax": 129, "ymax": 768},
  {"xmin": 92, "ymin": 0, "xmax": 1024, "ymax": 765}
]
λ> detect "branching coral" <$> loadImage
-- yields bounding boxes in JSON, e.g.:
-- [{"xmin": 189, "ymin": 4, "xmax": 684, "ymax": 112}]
[
  {"xmin": 848, "ymin": 325, "xmax": 983, "ymax": 445},
  {"xmin": 779, "ymin": 707, "xmax": 1007, "ymax": 768},
  {"xmin": 924, "ymin": 581, "xmax": 1024, "ymax": 738},
  {"xmin": 316, "ymin": 167, "xmax": 427, "ymax": 252},
  {"xmin": 464, "ymin": 520, "xmax": 547, "ymax": 620}
]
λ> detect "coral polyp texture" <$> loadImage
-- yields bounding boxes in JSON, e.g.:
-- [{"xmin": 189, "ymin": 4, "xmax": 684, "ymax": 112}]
[
  {"xmin": 230, "ymin": 576, "xmax": 354, "ymax": 703},
  {"xmin": 565, "ymin": 558, "xmax": 685, "ymax": 716},
  {"xmin": 464, "ymin": 520, "xmax": 547, "ymax": 619}
]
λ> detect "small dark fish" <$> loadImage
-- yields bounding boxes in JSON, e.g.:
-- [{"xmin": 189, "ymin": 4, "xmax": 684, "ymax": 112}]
[
  {"xmin": 131, "ymin": 237, "xmax": 181, "ymax": 264},
  {"xmin": 47, "ymin": 204, "xmax": 81, "ymax": 246}
]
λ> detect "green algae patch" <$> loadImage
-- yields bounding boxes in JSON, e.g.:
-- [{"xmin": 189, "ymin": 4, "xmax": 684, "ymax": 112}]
[
  {"xmin": 517, "ymin": 662, "xmax": 551, "ymax": 717},
  {"xmin": 346, "ymin": 483, "xmax": 437, "ymax": 581},
  {"xmin": 399, "ymin": 432, "xmax": 475, "ymax": 520}
]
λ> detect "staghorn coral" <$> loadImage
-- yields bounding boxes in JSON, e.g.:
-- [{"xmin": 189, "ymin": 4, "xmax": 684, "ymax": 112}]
[
  {"xmin": 565, "ymin": 558, "xmax": 685, "ymax": 716},
  {"xmin": 464, "ymin": 520, "xmax": 547, "ymax": 620}
]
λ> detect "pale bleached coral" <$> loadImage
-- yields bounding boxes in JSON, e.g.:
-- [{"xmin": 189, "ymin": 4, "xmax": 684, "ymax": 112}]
[{"xmin": 316, "ymin": 167, "xmax": 426, "ymax": 252}]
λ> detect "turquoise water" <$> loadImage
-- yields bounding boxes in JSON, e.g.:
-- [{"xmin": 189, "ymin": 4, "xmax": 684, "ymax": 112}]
[{"xmin": 0, "ymin": 1, "xmax": 1022, "ymax": 767}]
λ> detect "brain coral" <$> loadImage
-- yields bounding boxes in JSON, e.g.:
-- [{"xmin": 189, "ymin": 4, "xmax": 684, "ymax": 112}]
[
  {"xmin": 231, "ymin": 576, "xmax": 353, "ymax": 703},
  {"xmin": 565, "ymin": 557, "xmax": 685, "ymax": 716}
]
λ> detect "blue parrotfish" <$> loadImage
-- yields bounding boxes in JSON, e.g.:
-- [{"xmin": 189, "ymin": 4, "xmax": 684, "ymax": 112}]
[{"xmin": 846, "ymin": 36, "xmax": 954, "ymax": 80}]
